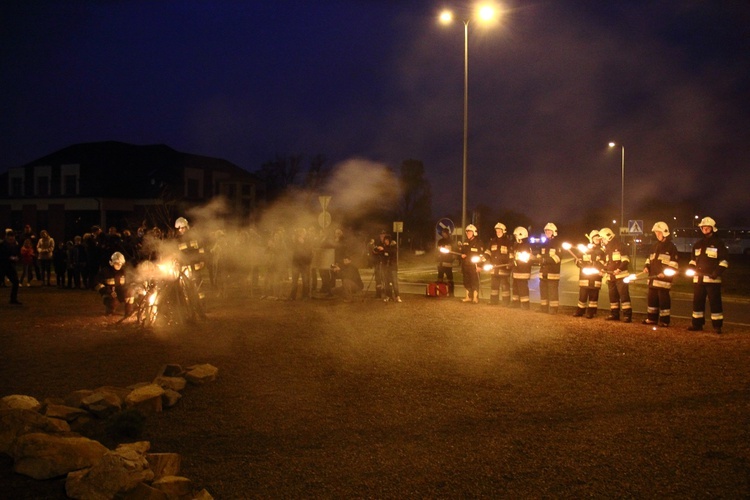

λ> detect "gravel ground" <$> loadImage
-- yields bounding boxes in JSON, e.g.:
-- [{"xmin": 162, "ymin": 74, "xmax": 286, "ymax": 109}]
[{"xmin": 1, "ymin": 285, "xmax": 750, "ymax": 498}]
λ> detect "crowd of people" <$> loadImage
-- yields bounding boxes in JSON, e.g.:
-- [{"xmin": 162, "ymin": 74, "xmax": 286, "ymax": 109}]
[
  {"xmin": 0, "ymin": 215, "xmax": 730, "ymax": 333},
  {"xmin": 437, "ymin": 217, "xmax": 729, "ymax": 334}
]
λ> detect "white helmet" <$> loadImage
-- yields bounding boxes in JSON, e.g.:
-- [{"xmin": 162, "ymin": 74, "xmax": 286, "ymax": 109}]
[
  {"xmin": 175, "ymin": 217, "xmax": 189, "ymax": 229},
  {"xmin": 513, "ymin": 226, "xmax": 528, "ymax": 242},
  {"xmin": 465, "ymin": 224, "xmax": 477, "ymax": 234},
  {"xmin": 599, "ymin": 227, "xmax": 616, "ymax": 243},
  {"xmin": 652, "ymin": 221, "xmax": 670, "ymax": 236},
  {"xmin": 109, "ymin": 252, "xmax": 126, "ymax": 266},
  {"xmin": 698, "ymin": 216, "xmax": 717, "ymax": 232},
  {"xmin": 587, "ymin": 229, "xmax": 601, "ymax": 243},
  {"xmin": 494, "ymin": 222, "xmax": 506, "ymax": 233},
  {"xmin": 543, "ymin": 222, "xmax": 558, "ymax": 237}
]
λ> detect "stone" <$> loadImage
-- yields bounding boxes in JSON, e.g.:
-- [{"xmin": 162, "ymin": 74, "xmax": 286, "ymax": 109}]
[
  {"xmin": 11, "ymin": 432, "xmax": 107, "ymax": 479},
  {"xmin": 153, "ymin": 376, "xmax": 187, "ymax": 392},
  {"xmin": 1, "ymin": 394, "xmax": 42, "ymax": 411},
  {"xmin": 43, "ymin": 403, "xmax": 92, "ymax": 428},
  {"xmin": 64, "ymin": 389, "xmax": 95, "ymax": 408},
  {"xmin": 81, "ymin": 391, "xmax": 122, "ymax": 418},
  {"xmin": 119, "ymin": 482, "xmax": 169, "ymax": 499},
  {"xmin": 125, "ymin": 384, "xmax": 165, "ymax": 414},
  {"xmin": 158, "ymin": 364, "xmax": 185, "ymax": 377},
  {"xmin": 162, "ymin": 388, "xmax": 182, "ymax": 408},
  {"xmin": 0, "ymin": 408, "xmax": 64, "ymax": 454},
  {"xmin": 146, "ymin": 452, "xmax": 181, "ymax": 479},
  {"xmin": 152, "ymin": 475, "xmax": 193, "ymax": 498},
  {"xmin": 185, "ymin": 364, "xmax": 218, "ymax": 385},
  {"xmin": 193, "ymin": 488, "xmax": 215, "ymax": 500},
  {"xmin": 65, "ymin": 441, "xmax": 154, "ymax": 498}
]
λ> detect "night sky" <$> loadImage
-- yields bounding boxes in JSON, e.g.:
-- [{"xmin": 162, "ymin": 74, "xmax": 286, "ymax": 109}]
[{"xmin": 2, "ymin": 1, "xmax": 749, "ymax": 228}]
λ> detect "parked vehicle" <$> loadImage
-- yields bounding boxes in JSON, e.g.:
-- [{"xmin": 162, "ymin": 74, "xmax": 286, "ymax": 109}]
[{"xmin": 672, "ymin": 227, "xmax": 750, "ymax": 255}]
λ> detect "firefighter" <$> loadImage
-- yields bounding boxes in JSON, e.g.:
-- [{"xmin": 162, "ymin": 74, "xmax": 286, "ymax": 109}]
[
  {"xmin": 511, "ymin": 226, "xmax": 533, "ymax": 309},
  {"xmin": 459, "ymin": 224, "xmax": 483, "ymax": 303},
  {"xmin": 94, "ymin": 251, "xmax": 133, "ymax": 317},
  {"xmin": 573, "ymin": 230, "xmax": 605, "ymax": 318},
  {"xmin": 436, "ymin": 227, "xmax": 455, "ymax": 297},
  {"xmin": 687, "ymin": 217, "xmax": 729, "ymax": 334},
  {"xmin": 642, "ymin": 221, "xmax": 679, "ymax": 327},
  {"xmin": 368, "ymin": 229, "xmax": 389, "ymax": 298},
  {"xmin": 379, "ymin": 233, "xmax": 401, "ymax": 303},
  {"xmin": 600, "ymin": 227, "xmax": 632, "ymax": 322},
  {"xmin": 536, "ymin": 222, "xmax": 562, "ymax": 314},
  {"xmin": 484, "ymin": 222, "xmax": 511, "ymax": 306},
  {"xmin": 174, "ymin": 216, "xmax": 206, "ymax": 317}
]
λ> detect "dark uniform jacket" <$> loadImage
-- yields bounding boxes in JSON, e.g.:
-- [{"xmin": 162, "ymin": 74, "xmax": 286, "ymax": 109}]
[
  {"xmin": 689, "ymin": 233, "xmax": 729, "ymax": 284},
  {"xmin": 485, "ymin": 235, "xmax": 511, "ymax": 276},
  {"xmin": 644, "ymin": 237, "xmax": 679, "ymax": 289}
]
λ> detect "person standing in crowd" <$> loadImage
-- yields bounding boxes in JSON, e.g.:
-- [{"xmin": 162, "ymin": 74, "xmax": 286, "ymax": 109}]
[
  {"xmin": 20, "ymin": 224, "xmax": 41, "ymax": 282},
  {"xmin": 332, "ymin": 254, "xmax": 364, "ymax": 302},
  {"xmin": 459, "ymin": 224, "xmax": 483, "ymax": 304},
  {"xmin": 53, "ymin": 240, "xmax": 68, "ymax": 288},
  {"xmin": 84, "ymin": 231, "xmax": 100, "ymax": 289},
  {"xmin": 372, "ymin": 232, "xmax": 401, "ymax": 302},
  {"xmin": 288, "ymin": 227, "xmax": 313, "ymax": 301},
  {"xmin": 642, "ymin": 221, "xmax": 679, "ymax": 327},
  {"xmin": 1, "ymin": 229, "xmax": 22, "ymax": 305},
  {"xmin": 436, "ymin": 227, "xmax": 455, "ymax": 298},
  {"xmin": 36, "ymin": 229, "xmax": 55, "ymax": 286},
  {"xmin": 485, "ymin": 222, "xmax": 511, "ymax": 306},
  {"xmin": 94, "ymin": 251, "xmax": 133, "ymax": 317},
  {"xmin": 511, "ymin": 226, "xmax": 533, "ymax": 309},
  {"xmin": 66, "ymin": 239, "xmax": 81, "ymax": 289},
  {"xmin": 19, "ymin": 238, "xmax": 36, "ymax": 286},
  {"xmin": 368, "ymin": 229, "xmax": 389, "ymax": 299},
  {"xmin": 573, "ymin": 230, "xmax": 606, "ymax": 318},
  {"xmin": 537, "ymin": 222, "xmax": 562, "ymax": 314},
  {"xmin": 687, "ymin": 217, "xmax": 729, "ymax": 334},
  {"xmin": 600, "ymin": 227, "xmax": 632, "ymax": 323}
]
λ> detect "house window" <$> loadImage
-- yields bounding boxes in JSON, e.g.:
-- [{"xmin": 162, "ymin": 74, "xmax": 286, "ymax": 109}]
[
  {"xmin": 64, "ymin": 175, "xmax": 77, "ymax": 195},
  {"xmin": 61, "ymin": 164, "xmax": 80, "ymax": 195},
  {"xmin": 10, "ymin": 177, "xmax": 23, "ymax": 196},
  {"xmin": 187, "ymin": 178, "xmax": 200, "ymax": 199},
  {"xmin": 37, "ymin": 176, "xmax": 50, "ymax": 196}
]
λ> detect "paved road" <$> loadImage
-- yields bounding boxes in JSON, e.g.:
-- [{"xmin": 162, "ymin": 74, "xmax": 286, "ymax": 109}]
[{"xmin": 387, "ymin": 259, "xmax": 750, "ymax": 327}]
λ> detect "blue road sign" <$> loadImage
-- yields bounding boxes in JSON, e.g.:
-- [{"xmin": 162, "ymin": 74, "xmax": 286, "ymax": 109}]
[{"xmin": 436, "ymin": 218, "xmax": 455, "ymax": 236}]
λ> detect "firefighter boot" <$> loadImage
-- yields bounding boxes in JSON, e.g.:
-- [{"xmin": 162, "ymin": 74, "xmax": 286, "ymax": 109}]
[
  {"xmin": 472, "ymin": 290, "xmax": 479, "ymax": 304},
  {"xmin": 573, "ymin": 307, "xmax": 585, "ymax": 317},
  {"xmin": 462, "ymin": 290, "xmax": 472, "ymax": 303},
  {"xmin": 605, "ymin": 309, "xmax": 620, "ymax": 321},
  {"xmin": 623, "ymin": 309, "xmax": 632, "ymax": 323}
]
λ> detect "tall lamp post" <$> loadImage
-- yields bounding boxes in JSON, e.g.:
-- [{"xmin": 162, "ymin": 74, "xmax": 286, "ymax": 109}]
[
  {"xmin": 440, "ymin": 4, "xmax": 499, "ymax": 234},
  {"xmin": 608, "ymin": 142, "xmax": 625, "ymax": 234}
]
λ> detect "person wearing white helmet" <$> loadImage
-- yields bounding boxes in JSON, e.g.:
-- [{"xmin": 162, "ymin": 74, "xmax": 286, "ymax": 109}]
[
  {"xmin": 94, "ymin": 251, "xmax": 134, "ymax": 317},
  {"xmin": 642, "ymin": 221, "xmax": 680, "ymax": 327},
  {"xmin": 687, "ymin": 217, "xmax": 729, "ymax": 333},
  {"xmin": 459, "ymin": 224, "xmax": 484, "ymax": 303},
  {"xmin": 484, "ymin": 222, "xmax": 511, "ymax": 306},
  {"xmin": 573, "ymin": 230, "xmax": 606, "ymax": 318},
  {"xmin": 600, "ymin": 227, "xmax": 632, "ymax": 322},
  {"xmin": 536, "ymin": 222, "xmax": 562, "ymax": 314},
  {"xmin": 511, "ymin": 226, "xmax": 533, "ymax": 309}
]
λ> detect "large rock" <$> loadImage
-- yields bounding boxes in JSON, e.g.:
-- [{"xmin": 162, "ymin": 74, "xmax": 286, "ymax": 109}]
[
  {"xmin": 44, "ymin": 403, "xmax": 92, "ymax": 429},
  {"xmin": 10, "ymin": 432, "xmax": 108, "ymax": 479},
  {"xmin": 153, "ymin": 376, "xmax": 187, "ymax": 392},
  {"xmin": 184, "ymin": 364, "xmax": 218, "ymax": 385},
  {"xmin": 0, "ymin": 408, "xmax": 64, "ymax": 454},
  {"xmin": 65, "ymin": 441, "xmax": 154, "ymax": 499},
  {"xmin": 125, "ymin": 384, "xmax": 165, "ymax": 414},
  {"xmin": 146, "ymin": 452, "xmax": 181, "ymax": 480},
  {"xmin": 81, "ymin": 391, "xmax": 122, "ymax": 418},
  {"xmin": 1, "ymin": 394, "xmax": 42, "ymax": 411},
  {"xmin": 152, "ymin": 475, "xmax": 193, "ymax": 498}
]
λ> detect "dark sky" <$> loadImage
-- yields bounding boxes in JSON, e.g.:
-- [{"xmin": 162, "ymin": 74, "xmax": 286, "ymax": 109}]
[{"xmin": 2, "ymin": 0, "xmax": 749, "ymax": 228}]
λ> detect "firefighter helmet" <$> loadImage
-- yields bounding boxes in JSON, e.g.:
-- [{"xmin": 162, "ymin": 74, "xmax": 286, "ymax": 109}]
[
  {"xmin": 109, "ymin": 252, "xmax": 126, "ymax": 266},
  {"xmin": 587, "ymin": 229, "xmax": 601, "ymax": 243},
  {"xmin": 652, "ymin": 221, "xmax": 670, "ymax": 236},
  {"xmin": 599, "ymin": 227, "xmax": 616, "ymax": 243},
  {"xmin": 174, "ymin": 217, "xmax": 189, "ymax": 229},
  {"xmin": 543, "ymin": 222, "xmax": 558, "ymax": 237},
  {"xmin": 698, "ymin": 216, "xmax": 717, "ymax": 231},
  {"xmin": 494, "ymin": 222, "xmax": 507, "ymax": 233},
  {"xmin": 513, "ymin": 226, "xmax": 529, "ymax": 242},
  {"xmin": 465, "ymin": 224, "xmax": 477, "ymax": 234}
]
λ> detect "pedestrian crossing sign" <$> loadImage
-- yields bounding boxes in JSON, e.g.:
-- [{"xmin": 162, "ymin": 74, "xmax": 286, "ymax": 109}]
[{"xmin": 628, "ymin": 220, "xmax": 643, "ymax": 234}]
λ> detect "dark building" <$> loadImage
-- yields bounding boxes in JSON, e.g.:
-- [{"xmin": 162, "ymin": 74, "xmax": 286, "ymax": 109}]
[{"xmin": 0, "ymin": 141, "xmax": 260, "ymax": 240}]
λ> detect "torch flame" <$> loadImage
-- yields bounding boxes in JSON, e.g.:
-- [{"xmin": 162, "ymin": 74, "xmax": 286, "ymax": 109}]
[
  {"xmin": 623, "ymin": 273, "xmax": 638, "ymax": 283},
  {"xmin": 685, "ymin": 269, "xmax": 696, "ymax": 277},
  {"xmin": 483, "ymin": 263, "xmax": 494, "ymax": 272},
  {"xmin": 663, "ymin": 267, "xmax": 677, "ymax": 277},
  {"xmin": 471, "ymin": 255, "xmax": 481, "ymax": 263},
  {"xmin": 517, "ymin": 251, "xmax": 530, "ymax": 263},
  {"xmin": 577, "ymin": 244, "xmax": 589, "ymax": 254},
  {"xmin": 439, "ymin": 246, "xmax": 450, "ymax": 254},
  {"xmin": 562, "ymin": 242, "xmax": 572, "ymax": 250},
  {"xmin": 582, "ymin": 267, "xmax": 599, "ymax": 276}
]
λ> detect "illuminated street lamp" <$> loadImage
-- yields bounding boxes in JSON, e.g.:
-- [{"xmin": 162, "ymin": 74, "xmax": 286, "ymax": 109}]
[
  {"xmin": 608, "ymin": 142, "xmax": 625, "ymax": 234},
  {"xmin": 440, "ymin": 3, "xmax": 500, "ymax": 234}
]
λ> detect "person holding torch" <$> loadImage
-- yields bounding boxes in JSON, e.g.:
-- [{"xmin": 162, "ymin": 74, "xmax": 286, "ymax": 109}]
[
  {"xmin": 642, "ymin": 221, "xmax": 680, "ymax": 327},
  {"xmin": 571, "ymin": 230, "xmax": 606, "ymax": 318},
  {"xmin": 537, "ymin": 222, "xmax": 562, "ymax": 314},
  {"xmin": 600, "ymin": 227, "xmax": 633, "ymax": 323},
  {"xmin": 511, "ymin": 227, "xmax": 533, "ymax": 310},
  {"xmin": 484, "ymin": 222, "xmax": 512, "ymax": 306},
  {"xmin": 687, "ymin": 217, "xmax": 729, "ymax": 334},
  {"xmin": 459, "ymin": 224, "xmax": 484, "ymax": 304}
]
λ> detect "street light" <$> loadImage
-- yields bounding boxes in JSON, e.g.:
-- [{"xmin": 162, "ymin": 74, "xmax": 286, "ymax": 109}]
[
  {"xmin": 608, "ymin": 142, "xmax": 625, "ymax": 234},
  {"xmin": 440, "ymin": 4, "xmax": 500, "ymax": 235}
]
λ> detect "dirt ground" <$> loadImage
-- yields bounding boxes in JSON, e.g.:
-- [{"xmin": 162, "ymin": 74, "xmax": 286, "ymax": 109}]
[{"xmin": 2, "ymin": 285, "xmax": 750, "ymax": 498}]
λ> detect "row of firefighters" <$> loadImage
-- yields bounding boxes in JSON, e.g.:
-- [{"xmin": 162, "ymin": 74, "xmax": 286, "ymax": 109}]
[{"xmin": 437, "ymin": 217, "xmax": 729, "ymax": 333}]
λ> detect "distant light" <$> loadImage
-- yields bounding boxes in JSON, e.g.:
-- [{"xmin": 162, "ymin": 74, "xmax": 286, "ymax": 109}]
[
  {"xmin": 439, "ymin": 10, "xmax": 454, "ymax": 24},
  {"xmin": 477, "ymin": 4, "xmax": 497, "ymax": 22},
  {"xmin": 608, "ymin": 142, "xmax": 616, "ymax": 148}
]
